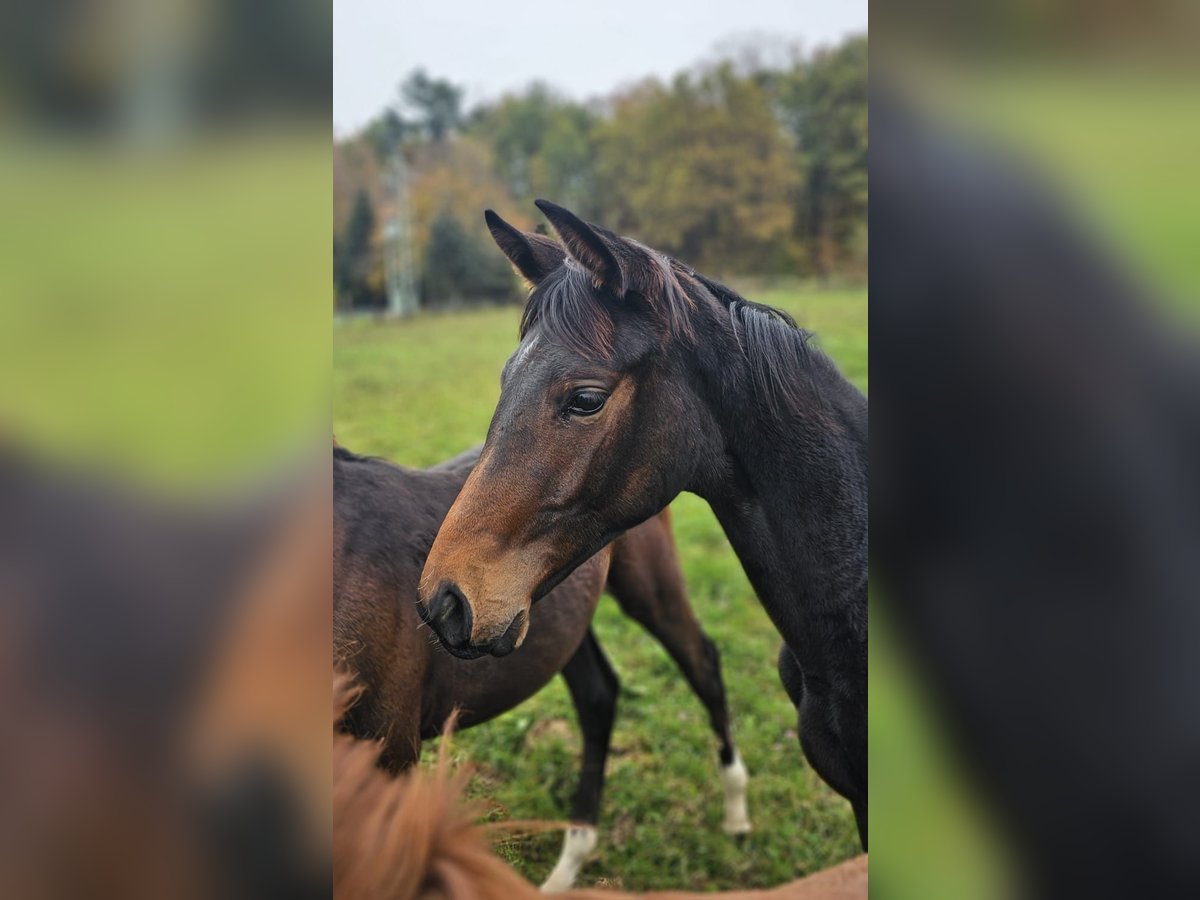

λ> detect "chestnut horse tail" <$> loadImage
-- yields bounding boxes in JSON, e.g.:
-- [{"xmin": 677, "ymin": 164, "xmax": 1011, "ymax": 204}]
[{"xmin": 334, "ymin": 671, "xmax": 545, "ymax": 899}]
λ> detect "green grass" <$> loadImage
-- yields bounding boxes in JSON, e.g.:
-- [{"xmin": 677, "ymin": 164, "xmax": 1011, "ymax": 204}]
[
  {"xmin": 333, "ymin": 282, "xmax": 866, "ymax": 890},
  {"xmin": 0, "ymin": 135, "xmax": 331, "ymax": 489}
]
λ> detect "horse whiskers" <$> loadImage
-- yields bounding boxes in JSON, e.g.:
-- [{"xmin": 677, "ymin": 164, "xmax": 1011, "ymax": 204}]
[
  {"xmin": 425, "ymin": 632, "xmax": 451, "ymax": 654},
  {"xmin": 333, "ymin": 670, "xmax": 366, "ymax": 723}
]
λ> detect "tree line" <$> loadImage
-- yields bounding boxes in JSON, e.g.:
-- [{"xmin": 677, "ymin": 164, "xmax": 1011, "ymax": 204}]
[{"xmin": 333, "ymin": 34, "xmax": 866, "ymax": 311}]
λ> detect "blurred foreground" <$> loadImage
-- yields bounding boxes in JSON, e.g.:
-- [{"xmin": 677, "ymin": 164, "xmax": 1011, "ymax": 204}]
[
  {"xmin": 0, "ymin": 448, "xmax": 331, "ymax": 899},
  {"xmin": 1, "ymin": 1, "xmax": 332, "ymax": 897},
  {"xmin": 871, "ymin": 5, "xmax": 1200, "ymax": 898}
]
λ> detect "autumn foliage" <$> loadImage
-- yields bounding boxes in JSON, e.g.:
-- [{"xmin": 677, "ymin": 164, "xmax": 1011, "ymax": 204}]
[{"xmin": 334, "ymin": 36, "xmax": 866, "ymax": 311}]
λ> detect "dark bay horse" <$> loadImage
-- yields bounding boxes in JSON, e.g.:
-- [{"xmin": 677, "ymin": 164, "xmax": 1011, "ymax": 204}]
[
  {"xmin": 417, "ymin": 202, "xmax": 868, "ymax": 847},
  {"xmin": 333, "ymin": 443, "xmax": 750, "ymax": 890}
]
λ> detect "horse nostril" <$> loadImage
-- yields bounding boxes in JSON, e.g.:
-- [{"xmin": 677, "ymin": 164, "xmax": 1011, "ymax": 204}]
[{"xmin": 427, "ymin": 583, "xmax": 473, "ymax": 649}]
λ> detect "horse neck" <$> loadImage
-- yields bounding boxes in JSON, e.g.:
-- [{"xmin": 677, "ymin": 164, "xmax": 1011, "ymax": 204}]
[{"xmin": 688, "ymin": 326, "xmax": 869, "ymax": 643}]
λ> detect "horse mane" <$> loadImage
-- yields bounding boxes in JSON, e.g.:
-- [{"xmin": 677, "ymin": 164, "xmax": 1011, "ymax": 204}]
[
  {"xmin": 690, "ymin": 272, "xmax": 833, "ymax": 422},
  {"xmin": 333, "ymin": 670, "xmax": 867, "ymax": 899},
  {"xmin": 334, "ymin": 444, "xmax": 381, "ymax": 464},
  {"xmin": 518, "ymin": 250, "xmax": 828, "ymax": 421}
]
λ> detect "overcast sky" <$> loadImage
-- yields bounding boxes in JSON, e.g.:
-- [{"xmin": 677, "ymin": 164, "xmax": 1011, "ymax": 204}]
[{"xmin": 334, "ymin": 0, "xmax": 867, "ymax": 136}]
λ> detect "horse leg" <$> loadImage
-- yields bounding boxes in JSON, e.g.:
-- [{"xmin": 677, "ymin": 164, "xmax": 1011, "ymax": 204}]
[
  {"xmin": 778, "ymin": 647, "xmax": 867, "ymax": 849},
  {"xmin": 541, "ymin": 628, "xmax": 618, "ymax": 892},
  {"xmin": 607, "ymin": 512, "xmax": 751, "ymax": 835}
]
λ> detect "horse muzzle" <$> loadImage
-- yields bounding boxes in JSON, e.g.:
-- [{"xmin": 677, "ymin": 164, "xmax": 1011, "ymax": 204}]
[{"xmin": 418, "ymin": 583, "xmax": 528, "ymax": 659}]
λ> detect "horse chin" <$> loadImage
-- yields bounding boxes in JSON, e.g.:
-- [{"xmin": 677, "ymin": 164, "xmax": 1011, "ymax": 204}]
[
  {"xmin": 438, "ymin": 608, "xmax": 528, "ymax": 659},
  {"xmin": 442, "ymin": 644, "xmax": 488, "ymax": 661},
  {"xmin": 484, "ymin": 608, "xmax": 528, "ymax": 657}
]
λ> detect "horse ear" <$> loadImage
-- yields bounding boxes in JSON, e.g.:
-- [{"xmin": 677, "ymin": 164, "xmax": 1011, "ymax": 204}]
[
  {"xmin": 534, "ymin": 199, "xmax": 626, "ymax": 295},
  {"xmin": 484, "ymin": 209, "xmax": 564, "ymax": 285}
]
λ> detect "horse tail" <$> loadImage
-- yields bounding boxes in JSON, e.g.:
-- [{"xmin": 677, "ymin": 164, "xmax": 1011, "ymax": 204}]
[{"xmin": 333, "ymin": 670, "xmax": 543, "ymax": 899}]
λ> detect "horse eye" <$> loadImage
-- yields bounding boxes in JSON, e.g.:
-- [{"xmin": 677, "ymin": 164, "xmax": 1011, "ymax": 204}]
[{"xmin": 565, "ymin": 390, "xmax": 607, "ymax": 417}]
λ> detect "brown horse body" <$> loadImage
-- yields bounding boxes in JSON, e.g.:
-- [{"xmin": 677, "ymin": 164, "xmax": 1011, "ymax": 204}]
[{"xmin": 333, "ymin": 444, "xmax": 748, "ymax": 888}]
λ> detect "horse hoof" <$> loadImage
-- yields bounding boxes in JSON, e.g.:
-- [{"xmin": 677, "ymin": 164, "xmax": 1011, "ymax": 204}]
[
  {"xmin": 723, "ymin": 817, "xmax": 753, "ymax": 836},
  {"xmin": 540, "ymin": 825, "xmax": 597, "ymax": 892}
]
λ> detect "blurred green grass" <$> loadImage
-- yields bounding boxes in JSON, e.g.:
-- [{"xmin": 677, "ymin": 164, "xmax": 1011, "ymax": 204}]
[
  {"xmin": 333, "ymin": 283, "xmax": 865, "ymax": 890},
  {"xmin": 0, "ymin": 136, "xmax": 331, "ymax": 487},
  {"xmin": 925, "ymin": 66, "xmax": 1200, "ymax": 316}
]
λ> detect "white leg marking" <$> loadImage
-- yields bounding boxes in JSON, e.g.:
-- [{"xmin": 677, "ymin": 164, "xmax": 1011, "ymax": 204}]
[
  {"xmin": 721, "ymin": 751, "xmax": 752, "ymax": 834},
  {"xmin": 540, "ymin": 825, "xmax": 598, "ymax": 892}
]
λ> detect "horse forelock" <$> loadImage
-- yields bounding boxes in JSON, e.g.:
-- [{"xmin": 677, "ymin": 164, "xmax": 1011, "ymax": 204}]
[
  {"xmin": 519, "ymin": 249, "xmax": 695, "ymax": 361},
  {"xmin": 520, "ymin": 263, "xmax": 616, "ymax": 359}
]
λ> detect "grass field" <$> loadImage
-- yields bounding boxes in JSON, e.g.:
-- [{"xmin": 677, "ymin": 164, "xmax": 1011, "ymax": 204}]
[{"xmin": 333, "ymin": 283, "xmax": 866, "ymax": 890}]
